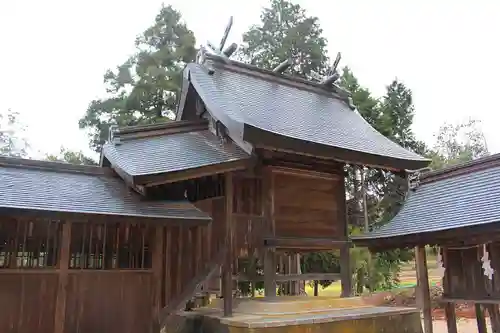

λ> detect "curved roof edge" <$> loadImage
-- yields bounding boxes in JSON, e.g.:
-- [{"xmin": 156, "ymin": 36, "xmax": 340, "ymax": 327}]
[{"xmin": 243, "ymin": 124, "xmax": 430, "ymax": 171}]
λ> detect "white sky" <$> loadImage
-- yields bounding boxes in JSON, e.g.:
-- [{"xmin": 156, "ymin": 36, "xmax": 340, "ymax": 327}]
[{"xmin": 1, "ymin": 0, "xmax": 499, "ymax": 159}]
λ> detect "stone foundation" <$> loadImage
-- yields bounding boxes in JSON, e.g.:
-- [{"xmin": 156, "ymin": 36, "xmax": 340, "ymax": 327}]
[{"xmin": 171, "ymin": 296, "xmax": 423, "ymax": 333}]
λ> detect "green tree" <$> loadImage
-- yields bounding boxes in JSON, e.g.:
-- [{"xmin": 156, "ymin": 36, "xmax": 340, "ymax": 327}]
[
  {"xmin": 238, "ymin": 0, "xmax": 330, "ymax": 78},
  {"xmin": 338, "ymin": 72, "xmax": 426, "ymax": 292},
  {"xmin": 0, "ymin": 109, "xmax": 29, "ymax": 158},
  {"xmin": 79, "ymin": 5, "xmax": 197, "ymax": 152},
  {"xmin": 238, "ymin": 0, "xmax": 338, "ymax": 295},
  {"xmin": 46, "ymin": 147, "xmax": 97, "ymax": 165},
  {"xmin": 429, "ymin": 119, "xmax": 489, "ymax": 170},
  {"xmin": 380, "ymin": 80, "xmax": 427, "ymax": 154},
  {"xmin": 339, "ymin": 67, "xmax": 382, "ymax": 133},
  {"xmin": 301, "ymin": 252, "xmax": 340, "ymax": 295}
]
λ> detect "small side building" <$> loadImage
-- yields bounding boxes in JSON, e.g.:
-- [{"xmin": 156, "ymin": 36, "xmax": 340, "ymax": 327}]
[
  {"xmin": 354, "ymin": 154, "xmax": 500, "ymax": 333},
  {"xmin": 0, "ymin": 157, "xmax": 212, "ymax": 333}
]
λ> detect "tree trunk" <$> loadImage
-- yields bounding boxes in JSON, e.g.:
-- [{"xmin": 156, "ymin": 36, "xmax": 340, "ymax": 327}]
[{"xmin": 313, "ymin": 281, "xmax": 319, "ymax": 296}]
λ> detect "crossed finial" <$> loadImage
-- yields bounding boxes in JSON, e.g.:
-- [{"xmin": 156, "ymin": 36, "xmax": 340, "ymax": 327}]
[{"xmin": 198, "ymin": 16, "xmax": 237, "ymax": 64}]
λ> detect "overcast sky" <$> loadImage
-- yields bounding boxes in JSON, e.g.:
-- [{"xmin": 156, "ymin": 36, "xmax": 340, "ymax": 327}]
[{"xmin": 1, "ymin": 0, "xmax": 498, "ymax": 159}]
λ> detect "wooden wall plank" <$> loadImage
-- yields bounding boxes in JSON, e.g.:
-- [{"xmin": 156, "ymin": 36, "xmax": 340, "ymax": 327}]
[
  {"xmin": 164, "ymin": 228, "xmax": 172, "ymax": 306},
  {"xmin": 443, "ymin": 247, "xmax": 458, "ymax": 333},
  {"xmin": 152, "ymin": 226, "xmax": 164, "ymax": 313},
  {"xmin": 272, "ymin": 171, "xmax": 342, "ymax": 239},
  {"xmin": 263, "ymin": 168, "xmax": 276, "ymax": 297},
  {"xmin": 54, "ymin": 221, "xmax": 71, "ymax": 333},
  {"xmin": 223, "ymin": 172, "xmax": 234, "ymax": 316}
]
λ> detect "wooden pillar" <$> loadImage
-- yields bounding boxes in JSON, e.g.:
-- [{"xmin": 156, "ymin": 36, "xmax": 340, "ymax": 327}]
[
  {"xmin": 339, "ymin": 174, "xmax": 352, "ymax": 297},
  {"xmin": 54, "ymin": 221, "xmax": 72, "ymax": 333},
  {"xmin": 485, "ymin": 304, "xmax": 500, "ymax": 332},
  {"xmin": 442, "ymin": 247, "xmax": 458, "ymax": 333},
  {"xmin": 444, "ymin": 303, "xmax": 458, "ymax": 333},
  {"xmin": 415, "ymin": 245, "xmax": 433, "ymax": 333},
  {"xmin": 290, "ymin": 254, "xmax": 300, "ymax": 295},
  {"xmin": 223, "ymin": 172, "xmax": 234, "ymax": 316},
  {"xmin": 340, "ymin": 244, "xmax": 351, "ymax": 297},
  {"xmin": 475, "ymin": 304, "xmax": 488, "ymax": 333},
  {"xmin": 152, "ymin": 226, "xmax": 165, "ymax": 313},
  {"xmin": 263, "ymin": 169, "xmax": 276, "ymax": 297},
  {"xmin": 164, "ymin": 229, "xmax": 172, "ymax": 307}
]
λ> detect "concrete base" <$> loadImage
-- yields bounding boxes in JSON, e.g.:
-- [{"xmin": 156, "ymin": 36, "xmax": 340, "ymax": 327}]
[{"xmin": 171, "ymin": 296, "xmax": 423, "ymax": 333}]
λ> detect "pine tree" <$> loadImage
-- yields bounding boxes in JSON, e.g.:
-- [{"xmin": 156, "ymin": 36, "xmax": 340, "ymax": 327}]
[
  {"xmin": 79, "ymin": 5, "xmax": 197, "ymax": 152},
  {"xmin": 237, "ymin": 0, "xmax": 329, "ymax": 78}
]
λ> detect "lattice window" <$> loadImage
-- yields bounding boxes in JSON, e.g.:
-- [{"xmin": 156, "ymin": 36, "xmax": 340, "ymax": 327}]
[
  {"xmin": 69, "ymin": 223, "xmax": 153, "ymax": 270},
  {"xmin": 0, "ymin": 219, "xmax": 62, "ymax": 268}
]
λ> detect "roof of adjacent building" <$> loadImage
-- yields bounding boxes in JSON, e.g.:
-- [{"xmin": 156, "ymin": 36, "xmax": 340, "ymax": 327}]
[
  {"xmin": 0, "ymin": 157, "xmax": 211, "ymax": 224},
  {"xmin": 101, "ymin": 120, "xmax": 250, "ymax": 185},
  {"xmin": 178, "ymin": 55, "xmax": 430, "ymax": 171},
  {"xmin": 353, "ymin": 154, "xmax": 500, "ymax": 246}
]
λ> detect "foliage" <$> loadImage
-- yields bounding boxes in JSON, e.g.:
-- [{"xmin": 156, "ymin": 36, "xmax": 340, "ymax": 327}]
[
  {"xmin": 428, "ymin": 119, "xmax": 489, "ymax": 170},
  {"xmin": 79, "ymin": 5, "xmax": 197, "ymax": 152},
  {"xmin": 236, "ymin": 257, "xmax": 264, "ymax": 296},
  {"xmin": 339, "ymin": 67, "xmax": 382, "ymax": 133},
  {"xmin": 301, "ymin": 251, "xmax": 340, "ymax": 291},
  {"xmin": 338, "ymin": 73, "xmax": 424, "ymax": 292},
  {"xmin": 380, "ymin": 80, "xmax": 426, "ymax": 154},
  {"xmin": 237, "ymin": 0, "xmax": 330, "ymax": 78},
  {"xmin": 46, "ymin": 147, "xmax": 97, "ymax": 165},
  {"xmin": 0, "ymin": 109, "xmax": 29, "ymax": 158}
]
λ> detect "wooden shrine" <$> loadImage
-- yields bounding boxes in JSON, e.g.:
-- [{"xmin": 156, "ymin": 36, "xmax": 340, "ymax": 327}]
[{"xmin": 0, "ymin": 17, "xmax": 429, "ymax": 333}]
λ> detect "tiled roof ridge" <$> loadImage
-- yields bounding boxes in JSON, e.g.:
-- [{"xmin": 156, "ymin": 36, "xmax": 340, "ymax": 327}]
[
  {"xmin": 0, "ymin": 156, "xmax": 110, "ymax": 176},
  {"xmin": 420, "ymin": 153, "xmax": 500, "ymax": 185},
  {"xmin": 109, "ymin": 119, "xmax": 209, "ymax": 143},
  {"xmin": 203, "ymin": 54, "xmax": 355, "ymax": 109}
]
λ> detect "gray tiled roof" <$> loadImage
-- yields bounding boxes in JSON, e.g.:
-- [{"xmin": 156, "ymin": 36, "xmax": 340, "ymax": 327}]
[
  {"xmin": 353, "ymin": 163, "xmax": 500, "ymax": 240},
  {"xmin": 186, "ymin": 62, "xmax": 429, "ymax": 170},
  {"xmin": 103, "ymin": 130, "xmax": 249, "ymax": 176},
  {"xmin": 0, "ymin": 160, "xmax": 211, "ymax": 223}
]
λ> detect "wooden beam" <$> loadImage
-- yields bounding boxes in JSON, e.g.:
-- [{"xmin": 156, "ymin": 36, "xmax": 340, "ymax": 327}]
[
  {"xmin": 441, "ymin": 298, "xmax": 500, "ymax": 304},
  {"xmin": 339, "ymin": 175, "xmax": 352, "ymax": 297},
  {"xmin": 164, "ymin": 228, "xmax": 172, "ymax": 306},
  {"xmin": 138, "ymin": 159, "xmax": 250, "ymax": 187},
  {"xmin": 263, "ymin": 169, "xmax": 276, "ymax": 297},
  {"xmin": 176, "ymin": 227, "xmax": 183, "ymax": 295},
  {"xmin": 152, "ymin": 226, "xmax": 165, "ymax": 314},
  {"xmin": 233, "ymin": 273, "xmax": 341, "ymax": 282},
  {"xmin": 475, "ymin": 304, "xmax": 488, "ymax": 333},
  {"xmin": 340, "ymin": 244, "xmax": 351, "ymax": 297},
  {"xmin": 485, "ymin": 304, "xmax": 500, "ymax": 332},
  {"xmin": 263, "ymin": 237, "xmax": 350, "ymax": 250},
  {"xmin": 0, "ymin": 206, "xmax": 212, "ymax": 227},
  {"xmin": 415, "ymin": 246, "xmax": 433, "ymax": 333},
  {"xmin": 223, "ymin": 172, "xmax": 234, "ymax": 317},
  {"xmin": 54, "ymin": 222, "xmax": 72, "ymax": 333},
  {"xmin": 442, "ymin": 247, "xmax": 458, "ymax": 333},
  {"xmin": 292, "ymin": 254, "xmax": 301, "ymax": 295},
  {"xmin": 269, "ymin": 166, "xmax": 341, "ymax": 181}
]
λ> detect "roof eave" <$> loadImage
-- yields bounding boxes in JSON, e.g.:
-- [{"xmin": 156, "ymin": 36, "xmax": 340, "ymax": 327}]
[
  {"xmin": 352, "ymin": 220, "xmax": 500, "ymax": 250},
  {"xmin": 133, "ymin": 158, "xmax": 253, "ymax": 187},
  {"xmin": 0, "ymin": 206, "xmax": 212, "ymax": 227},
  {"xmin": 242, "ymin": 124, "xmax": 430, "ymax": 171}
]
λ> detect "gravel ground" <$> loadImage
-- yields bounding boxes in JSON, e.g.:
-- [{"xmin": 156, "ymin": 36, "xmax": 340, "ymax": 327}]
[{"xmin": 430, "ymin": 319, "xmax": 490, "ymax": 333}]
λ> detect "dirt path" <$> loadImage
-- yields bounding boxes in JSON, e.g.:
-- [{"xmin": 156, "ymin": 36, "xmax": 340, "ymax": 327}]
[{"xmin": 431, "ymin": 318, "xmax": 490, "ymax": 333}]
